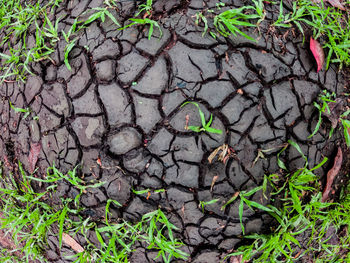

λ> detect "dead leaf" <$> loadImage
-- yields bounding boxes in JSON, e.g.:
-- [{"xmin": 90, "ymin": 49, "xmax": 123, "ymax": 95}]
[
  {"xmin": 310, "ymin": 37, "xmax": 325, "ymax": 73},
  {"xmin": 62, "ymin": 233, "xmax": 84, "ymax": 253},
  {"xmin": 97, "ymin": 157, "xmax": 102, "ymax": 167},
  {"xmin": 322, "ymin": 147, "xmax": 342, "ymax": 202},
  {"xmin": 230, "ymin": 254, "xmax": 243, "ymax": 263},
  {"xmin": 208, "ymin": 144, "xmax": 236, "ymax": 164},
  {"xmin": 208, "ymin": 145, "xmax": 224, "ymax": 163},
  {"xmin": 28, "ymin": 143, "xmax": 41, "ymax": 174},
  {"xmin": 326, "ymin": 0, "xmax": 346, "ymax": 10},
  {"xmin": 210, "ymin": 175, "xmax": 219, "ymax": 192},
  {"xmin": 185, "ymin": 114, "xmax": 190, "ymax": 130}
]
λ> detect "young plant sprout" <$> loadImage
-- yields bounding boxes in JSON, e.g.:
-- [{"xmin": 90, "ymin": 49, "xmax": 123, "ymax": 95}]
[{"xmin": 181, "ymin": 102, "xmax": 222, "ymax": 134}]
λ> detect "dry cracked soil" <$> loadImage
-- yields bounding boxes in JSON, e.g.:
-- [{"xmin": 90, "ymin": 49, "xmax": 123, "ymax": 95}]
[{"xmin": 0, "ymin": 0, "xmax": 348, "ymax": 262}]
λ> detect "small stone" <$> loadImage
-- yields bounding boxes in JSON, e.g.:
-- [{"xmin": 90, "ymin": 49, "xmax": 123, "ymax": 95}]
[
  {"xmin": 123, "ymin": 149, "xmax": 151, "ymax": 174},
  {"xmin": 108, "ymin": 127, "xmax": 142, "ymax": 155},
  {"xmin": 96, "ymin": 60, "xmax": 116, "ymax": 81}
]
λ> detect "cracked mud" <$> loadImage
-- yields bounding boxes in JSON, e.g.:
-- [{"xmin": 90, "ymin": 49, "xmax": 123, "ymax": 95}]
[{"xmin": 0, "ymin": 0, "xmax": 347, "ymax": 262}]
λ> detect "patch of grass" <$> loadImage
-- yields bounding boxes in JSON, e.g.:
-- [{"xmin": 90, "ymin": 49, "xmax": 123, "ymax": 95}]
[
  {"xmin": 308, "ymin": 89, "xmax": 336, "ymax": 138},
  {"xmin": 308, "ymin": 90, "xmax": 350, "ymax": 147},
  {"xmin": 0, "ymin": 161, "xmax": 67, "ymax": 262},
  {"xmin": 272, "ymin": 0, "xmax": 350, "ymax": 69},
  {"xmin": 0, "ymin": 0, "xmax": 64, "ymax": 82},
  {"xmin": 213, "ymin": 4, "xmax": 263, "ymax": 41},
  {"xmin": 119, "ymin": 17, "xmax": 162, "ymax": 40},
  {"xmin": 119, "ymin": 0, "xmax": 162, "ymax": 40},
  {"xmin": 196, "ymin": 1, "xmax": 264, "ymax": 40},
  {"xmin": 195, "ymin": 0, "xmax": 349, "ymax": 69},
  {"xmin": 221, "ymin": 186, "xmax": 273, "ymax": 235},
  {"xmin": 340, "ymin": 109, "xmax": 350, "ymax": 147},
  {"xmin": 93, "ymin": 208, "xmax": 189, "ymax": 263},
  {"xmin": 181, "ymin": 101, "xmax": 223, "ymax": 134},
  {"xmin": 226, "ymin": 141, "xmax": 350, "ymax": 262},
  {"xmin": 0, "ymin": 162, "xmax": 188, "ymax": 262},
  {"xmin": 0, "ymin": 0, "xmax": 121, "ymax": 80},
  {"xmin": 9, "ymin": 100, "xmax": 31, "ymax": 120},
  {"xmin": 62, "ymin": 7, "xmax": 120, "ymax": 70},
  {"xmin": 136, "ymin": 0, "xmax": 153, "ymax": 17}
]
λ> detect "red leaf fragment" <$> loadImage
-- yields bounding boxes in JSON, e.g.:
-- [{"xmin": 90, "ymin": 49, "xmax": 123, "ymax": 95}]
[
  {"xmin": 310, "ymin": 37, "xmax": 325, "ymax": 73},
  {"xmin": 322, "ymin": 147, "xmax": 342, "ymax": 202},
  {"xmin": 28, "ymin": 143, "xmax": 41, "ymax": 174},
  {"xmin": 326, "ymin": 0, "xmax": 346, "ymax": 10}
]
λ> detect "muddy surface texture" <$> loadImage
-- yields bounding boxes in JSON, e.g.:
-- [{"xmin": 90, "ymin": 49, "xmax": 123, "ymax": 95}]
[{"xmin": 0, "ymin": 0, "xmax": 348, "ymax": 262}]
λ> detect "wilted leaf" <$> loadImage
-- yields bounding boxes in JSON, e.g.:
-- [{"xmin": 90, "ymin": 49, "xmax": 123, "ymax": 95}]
[
  {"xmin": 310, "ymin": 37, "xmax": 325, "ymax": 72},
  {"xmin": 322, "ymin": 147, "xmax": 342, "ymax": 202},
  {"xmin": 28, "ymin": 143, "xmax": 41, "ymax": 174},
  {"xmin": 230, "ymin": 254, "xmax": 243, "ymax": 263},
  {"xmin": 208, "ymin": 144, "xmax": 226, "ymax": 163},
  {"xmin": 62, "ymin": 233, "xmax": 84, "ymax": 253},
  {"xmin": 210, "ymin": 175, "xmax": 219, "ymax": 192},
  {"xmin": 326, "ymin": 0, "xmax": 346, "ymax": 10}
]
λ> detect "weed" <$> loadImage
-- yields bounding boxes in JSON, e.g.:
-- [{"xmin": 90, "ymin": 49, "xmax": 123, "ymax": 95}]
[
  {"xmin": 221, "ymin": 186, "xmax": 273, "ymax": 235},
  {"xmin": 62, "ymin": 7, "xmax": 120, "ymax": 70},
  {"xmin": 119, "ymin": 18, "xmax": 162, "ymax": 40},
  {"xmin": 226, "ymin": 141, "xmax": 350, "ymax": 262},
  {"xmin": 0, "ymin": 0, "xmax": 121, "ymax": 80},
  {"xmin": 0, "ymin": 0, "xmax": 64, "ymax": 82},
  {"xmin": 340, "ymin": 109, "xmax": 350, "ymax": 147},
  {"xmin": 0, "ymin": 161, "xmax": 188, "ymax": 262},
  {"xmin": 9, "ymin": 100, "xmax": 31, "ymax": 120},
  {"xmin": 136, "ymin": 0, "xmax": 153, "ymax": 17},
  {"xmin": 272, "ymin": 0, "xmax": 350, "ymax": 69},
  {"xmin": 132, "ymin": 188, "xmax": 165, "ymax": 195},
  {"xmin": 196, "ymin": 1, "xmax": 264, "ymax": 40},
  {"xmin": 29, "ymin": 164, "xmax": 105, "ymax": 206},
  {"xmin": 195, "ymin": 12, "xmax": 209, "ymax": 37},
  {"xmin": 118, "ymin": 0, "xmax": 162, "ymax": 40},
  {"xmin": 213, "ymin": 6, "xmax": 261, "ymax": 41},
  {"xmin": 309, "ymin": 90, "xmax": 350, "ymax": 147},
  {"xmin": 199, "ymin": 198, "xmax": 220, "ymax": 213},
  {"xmin": 92, "ymin": 207, "xmax": 189, "ymax": 263},
  {"xmin": 181, "ymin": 101, "xmax": 222, "ymax": 134},
  {"xmin": 308, "ymin": 90, "xmax": 336, "ymax": 139},
  {"xmin": 0, "ymin": 162, "xmax": 67, "ymax": 262}
]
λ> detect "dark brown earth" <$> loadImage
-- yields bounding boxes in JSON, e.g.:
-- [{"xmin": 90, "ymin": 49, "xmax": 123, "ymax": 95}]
[{"xmin": 0, "ymin": 0, "xmax": 349, "ymax": 262}]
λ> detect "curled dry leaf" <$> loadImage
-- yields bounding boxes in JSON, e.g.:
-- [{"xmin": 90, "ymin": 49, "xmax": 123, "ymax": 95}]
[
  {"xmin": 62, "ymin": 233, "xmax": 84, "ymax": 253},
  {"xmin": 310, "ymin": 37, "xmax": 325, "ymax": 73},
  {"xmin": 208, "ymin": 144, "xmax": 235, "ymax": 164},
  {"xmin": 322, "ymin": 147, "xmax": 342, "ymax": 202},
  {"xmin": 230, "ymin": 254, "xmax": 243, "ymax": 263},
  {"xmin": 210, "ymin": 175, "xmax": 219, "ymax": 192},
  {"xmin": 28, "ymin": 142, "xmax": 41, "ymax": 174},
  {"xmin": 326, "ymin": 0, "xmax": 346, "ymax": 10}
]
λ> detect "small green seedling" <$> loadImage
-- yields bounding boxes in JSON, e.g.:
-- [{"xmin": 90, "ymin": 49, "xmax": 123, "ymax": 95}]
[
  {"xmin": 340, "ymin": 109, "xmax": 350, "ymax": 147},
  {"xmin": 198, "ymin": 198, "xmax": 220, "ymax": 213},
  {"xmin": 181, "ymin": 102, "xmax": 222, "ymax": 134},
  {"xmin": 221, "ymin": 186, "xmax": 273, "ymax": 234},
  {"xmin": 9, "ymin": 101, "xmax": 31, "ymax": 119},
  {"xmin": 119, "ymin": 18, "xmax": 162, "ymax": 40},
  {"xmin": 136, "ymin": 0, "xmax": 153, "ymax": 16},
  {"xmin": 308, "ymin": 90, "xmax": 336, "ymax": 139}
]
